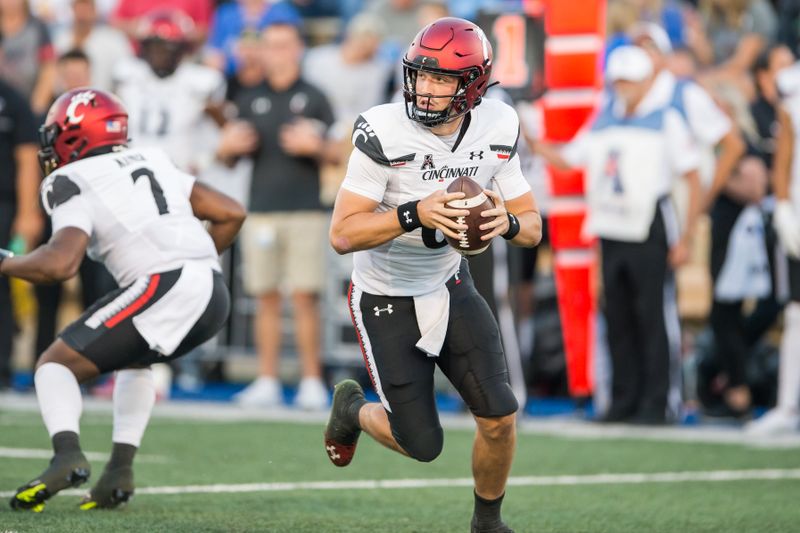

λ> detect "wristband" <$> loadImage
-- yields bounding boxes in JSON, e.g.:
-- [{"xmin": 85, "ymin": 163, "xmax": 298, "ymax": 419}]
[
  {"xmin": 397, "ymin": 200, "xmax": 422, "ymax": 232},
  {"xmin": 501, "ymin": 213, "xmax": 521, "ymax": 240}
]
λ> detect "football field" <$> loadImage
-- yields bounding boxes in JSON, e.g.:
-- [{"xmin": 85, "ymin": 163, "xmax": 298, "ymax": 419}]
[{"xmin": 1, "ymin": 398, "xmax": 799, "ymax": 532}]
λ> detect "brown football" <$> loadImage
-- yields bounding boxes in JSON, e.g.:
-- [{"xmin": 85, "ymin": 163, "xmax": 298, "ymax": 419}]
[{"xmin": 445, "ymin": 176, "xmax": 495, "ymax": 255}]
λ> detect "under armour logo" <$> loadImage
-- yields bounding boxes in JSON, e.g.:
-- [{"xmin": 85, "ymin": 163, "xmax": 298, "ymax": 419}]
[
  {"xmin": 374, "ymin": 304, "xmax": 393, "ymax": 316},
  {"xmin": 403, "ymin": 211, "xmax": 412, "ymax": 224},
  {"xmin": 326, "ymin": 445, "xmax": 340, "ymax": 460},
  {"xmin": 469, "ymin": 151, "xmax": 484, "ymax": 160}
]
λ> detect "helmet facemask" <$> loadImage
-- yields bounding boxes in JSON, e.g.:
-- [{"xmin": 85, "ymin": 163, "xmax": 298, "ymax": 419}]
[
  {"xmin": 402, "ymin": 60, "xmax": 483, "ymax": 128},
  {"xmin": 37, "ymin": 122, "xmax": 62, "ymax": 175}
]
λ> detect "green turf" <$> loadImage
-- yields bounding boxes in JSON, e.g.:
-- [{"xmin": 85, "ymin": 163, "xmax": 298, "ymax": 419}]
[{"xmin": 1, "ymin": 411, "xmax": 798, "ymax": 532}]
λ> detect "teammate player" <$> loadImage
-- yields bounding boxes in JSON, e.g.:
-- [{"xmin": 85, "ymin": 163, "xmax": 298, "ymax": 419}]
[
  {"xmin": 112, "ymin": 9, "xmax": 228, "ymax": 174},
  {"xmin": 2, "ymin": 88, "xmax": 245, "ymax": 511},
  {"xmin": 324, "ymin": 18, "xmax": 541, "ymax": 533}
]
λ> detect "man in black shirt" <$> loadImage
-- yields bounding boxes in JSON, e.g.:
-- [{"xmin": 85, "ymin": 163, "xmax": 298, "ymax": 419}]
[
  {"xmin": 0, "ymin": 77, "xmax": 42, "ymax": 389},
  {"xmin": 218, "ymin": 22, "xmax": 339, "ymax": 409}
]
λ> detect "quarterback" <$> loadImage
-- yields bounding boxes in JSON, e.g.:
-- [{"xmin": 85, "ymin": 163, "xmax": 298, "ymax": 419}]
[
  {"xmin": 2, "ymin": 88, "xmax": 245, "ymax": 512},
  {"xmin": 325, "ymin": 17, "xmax": 541, "ymax": 533}
]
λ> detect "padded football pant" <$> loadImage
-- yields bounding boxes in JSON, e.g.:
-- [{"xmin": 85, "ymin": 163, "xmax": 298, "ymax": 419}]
[
  {"xmin": 60, "ymin": 268, "xmax": 230, "ymax": 374},
  {"xmin": 348, "ymin": 260, "xmax": 518, "ymax": 462},
  {"xmin": 0, "ymin": 202, "xmax": 13, "ymax": 386},
  {"xmin": 600, "ymin": 207, "xmax": 681, "ymax": 421}
]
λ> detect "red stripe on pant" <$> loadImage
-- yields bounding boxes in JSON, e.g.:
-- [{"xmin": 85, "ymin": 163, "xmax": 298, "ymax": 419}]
[
  {"xmin": 104, "ymin": 274, "xmax": 161, "ymax": 328},
  {"xmin": 346, "ymin": 281, "xmax": 378, "ymax": 393}
]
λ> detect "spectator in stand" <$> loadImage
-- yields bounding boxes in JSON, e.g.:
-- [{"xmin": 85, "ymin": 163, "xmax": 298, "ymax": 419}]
[
  {"xmin": 0, "ymin": 0, "xmax": 56, "ymax": 116},
  {"xmin": 205, "ymin": 0, "xmax": 301, "ymax": 77},
  {"xmin": 53, "ymin": 0, "xmax": 132, "ymax": 92},
  {"xmin": 367, "ymin": 0, "xmax": 421, "ymax": 61},
  {"xmin": 221, "ymin": 22, "xmax": 339, "ymax": 410},
  {"xmin": 110, "ymin": 0, "xmax": 213, "ymax": 48},
  {"xmin": 224, "ymin": 29, "xmax": 265, "ymax": 103},
  {"xmin": 0, "ymin": 33, "xmax": 41, "ymax": 389},
  {"xmin": 303, "ymin": 13, "xmax": 391, "ymax": 137},
  {"xmin": 691, "ymin": 0, "xmax": 777, "ymax": 84},
  {"xmin": 706, "ymin": 153, "xmax": 772, "ymax": 419},
  {"xmin": 751, "ymin": 44, "xmax": 795, "ymax": 167},
  {"xmin": 29, "ymin": 0, "xmax": 116, "ymax": 34}
]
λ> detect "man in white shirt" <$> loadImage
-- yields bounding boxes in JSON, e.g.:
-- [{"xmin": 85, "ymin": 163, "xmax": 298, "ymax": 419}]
[{"xmin": 537, "ymin": 46, "xmax": 702, "ymax": 424}]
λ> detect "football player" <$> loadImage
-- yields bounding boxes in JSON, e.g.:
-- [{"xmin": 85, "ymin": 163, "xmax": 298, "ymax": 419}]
[
  {"xmin": 2, "ymin": 88, "xmax": 246, "ymax": 512},
  {"xmin": 325, "ymin": 18, "xmax": 541, "ymax": 533},
  {"xmin": 112, "ymin": 9, "xmax": 231, "ymax": 174}
]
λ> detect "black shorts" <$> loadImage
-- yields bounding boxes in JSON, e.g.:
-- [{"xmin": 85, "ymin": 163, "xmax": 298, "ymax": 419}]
[
  {"xmin": 348, "ymin": 260, "xmax": 518, "ymax": 457},
  {"xmin": 60, "ymin": 267, "xmax": 230, "ymax": 374}
]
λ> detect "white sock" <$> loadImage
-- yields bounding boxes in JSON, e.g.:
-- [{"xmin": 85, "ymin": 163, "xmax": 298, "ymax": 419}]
[
  {"xmin": 777, "ymin": 303, "xmax": 800, "ymax": 411},
  {"xmin": 112, "ymin": 368, "xmax": 156, "ymax": 447},
  {"xmin": 35, "ymin": 362, "xmax": 82, "ymax": 437}
]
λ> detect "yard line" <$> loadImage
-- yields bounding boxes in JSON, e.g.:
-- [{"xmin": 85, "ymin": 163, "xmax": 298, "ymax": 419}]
[
  {"xmin": 2, "ymin": 469, "xmax": 798, "ymax": 498},
  {"xmin": 0, "ymin": 447, "xmax": 166, "ymax": 463}
]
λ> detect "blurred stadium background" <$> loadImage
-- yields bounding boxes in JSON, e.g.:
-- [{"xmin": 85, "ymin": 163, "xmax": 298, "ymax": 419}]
[{"xmin": 2, "ymin": 0, "xmax": 800, "ymax": 531}]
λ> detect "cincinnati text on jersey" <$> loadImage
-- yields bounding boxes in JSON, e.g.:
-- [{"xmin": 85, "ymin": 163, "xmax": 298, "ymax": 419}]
[{"xmin": 421, "ymin": 165, "xmax": 479, "ymax": 182}]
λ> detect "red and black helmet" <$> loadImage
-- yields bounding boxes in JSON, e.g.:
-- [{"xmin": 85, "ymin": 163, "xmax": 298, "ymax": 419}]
[
  {"xmin": 137, "ymin": 9, "xmax": 194, "ymax": 77},
  {"xmin": 38, "ymin": 88, "xmax": 129, "ymax": 175},
  {"xmin": 402, "ymin": 17, "xmax": 494, "ymax": 127}
]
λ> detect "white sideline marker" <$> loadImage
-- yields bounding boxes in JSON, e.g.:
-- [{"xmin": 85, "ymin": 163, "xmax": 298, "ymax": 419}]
[{"xmin": 2, "ymin": 468, "xmax": 799, "ymax": 498}]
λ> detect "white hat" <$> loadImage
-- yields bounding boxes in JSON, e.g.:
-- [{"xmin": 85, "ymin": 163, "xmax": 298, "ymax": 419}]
[
  {"xmin": 606, "ymin": 45, "xmax": 653, "ymax": 82},
  {"xmin": 631, "ymin": 22, "xmax": 673, "ymax": 54}
]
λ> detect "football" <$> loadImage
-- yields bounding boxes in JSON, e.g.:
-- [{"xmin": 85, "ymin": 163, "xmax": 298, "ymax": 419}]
[{"xmin": 445, "ymin": 176, "xmax": 496, "ymax": 255}]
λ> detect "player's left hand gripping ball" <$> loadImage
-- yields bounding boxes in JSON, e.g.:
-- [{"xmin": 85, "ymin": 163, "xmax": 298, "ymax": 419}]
[{"xmin": 444, "ymin": 176, "xmax": 496, "ymax": 255}]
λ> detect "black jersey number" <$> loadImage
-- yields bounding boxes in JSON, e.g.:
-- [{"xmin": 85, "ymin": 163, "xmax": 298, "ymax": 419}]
[{"xmin": 131, "ymin": 167, "xmax": 169, "ymax": 215}]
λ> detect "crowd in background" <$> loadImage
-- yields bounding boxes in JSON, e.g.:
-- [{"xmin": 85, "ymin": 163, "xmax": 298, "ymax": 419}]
[{"xmin": 1, "ymin": 0, "xmax": 799, "ymax": 431}]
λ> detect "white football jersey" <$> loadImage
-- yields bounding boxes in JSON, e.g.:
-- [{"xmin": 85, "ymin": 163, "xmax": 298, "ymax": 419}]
[
  {"xmin": 41, "ymin": 147, "xmax": 219, "ymax": 287},
  {"xmin": 113, "ymin": 58, "xmax": 225, "ymax": 172},
  {"xmin": 341, "ymin": 99, "xmax": 531, "ymax": 297}
]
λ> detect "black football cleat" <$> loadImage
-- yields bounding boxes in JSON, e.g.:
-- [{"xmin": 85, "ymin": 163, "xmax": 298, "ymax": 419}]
[
  {"xmin": 10, "ymin": 451, "xmax": 91, "ymax": 512},
  {"xmin": 324, "ymin": 379, "xmax": 366, "ymax": 467},
  {"xmin": 79, "ymin": 464, "xmax": 134, "ymax": 510},
  {"xmin": 470, "ymin": 516, "xmax": 515, "ymax": 533}
]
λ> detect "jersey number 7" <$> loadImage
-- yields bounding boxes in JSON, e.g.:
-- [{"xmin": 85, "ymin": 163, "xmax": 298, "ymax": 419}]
[{"xmin": 131, "ymin": 167, "xmax": 169, "ymax": 215}]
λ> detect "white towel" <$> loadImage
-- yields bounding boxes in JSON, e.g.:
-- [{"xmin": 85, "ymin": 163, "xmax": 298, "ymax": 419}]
[
  {"xmin": 133, "ymin": 262, "xmax": 215, "ymax": 355},
  {"xmin": 413, "ymin": 285, "xmax": 450, "ymax": 357}
]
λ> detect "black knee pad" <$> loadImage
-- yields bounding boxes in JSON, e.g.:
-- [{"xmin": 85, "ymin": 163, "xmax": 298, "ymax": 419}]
[
  {"xmin": 393, "ymin": 424, "xmax": 443, "ymax": 463},
  {"xmin": 461, "ymin": 372, "xmax": 519, "ymax": 418}
]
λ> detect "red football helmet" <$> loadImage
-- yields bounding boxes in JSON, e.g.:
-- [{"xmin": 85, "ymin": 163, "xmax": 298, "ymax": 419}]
[
  {"xmin": 38, "ymin": 88, "xmax": 129, "ymax": 175},
  {"xmin": 402, "ymin": 17, "xmax": 494, "ymax": 127},
  {"xmin": 137, "ymin": 9, "xmax": 194, "ymax": 78}
]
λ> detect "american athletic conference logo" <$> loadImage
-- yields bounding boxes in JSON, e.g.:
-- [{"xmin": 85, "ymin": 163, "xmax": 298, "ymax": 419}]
[{"xmin": 421, "ymin": 153, "xmax": 435, "ymax": 170}]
